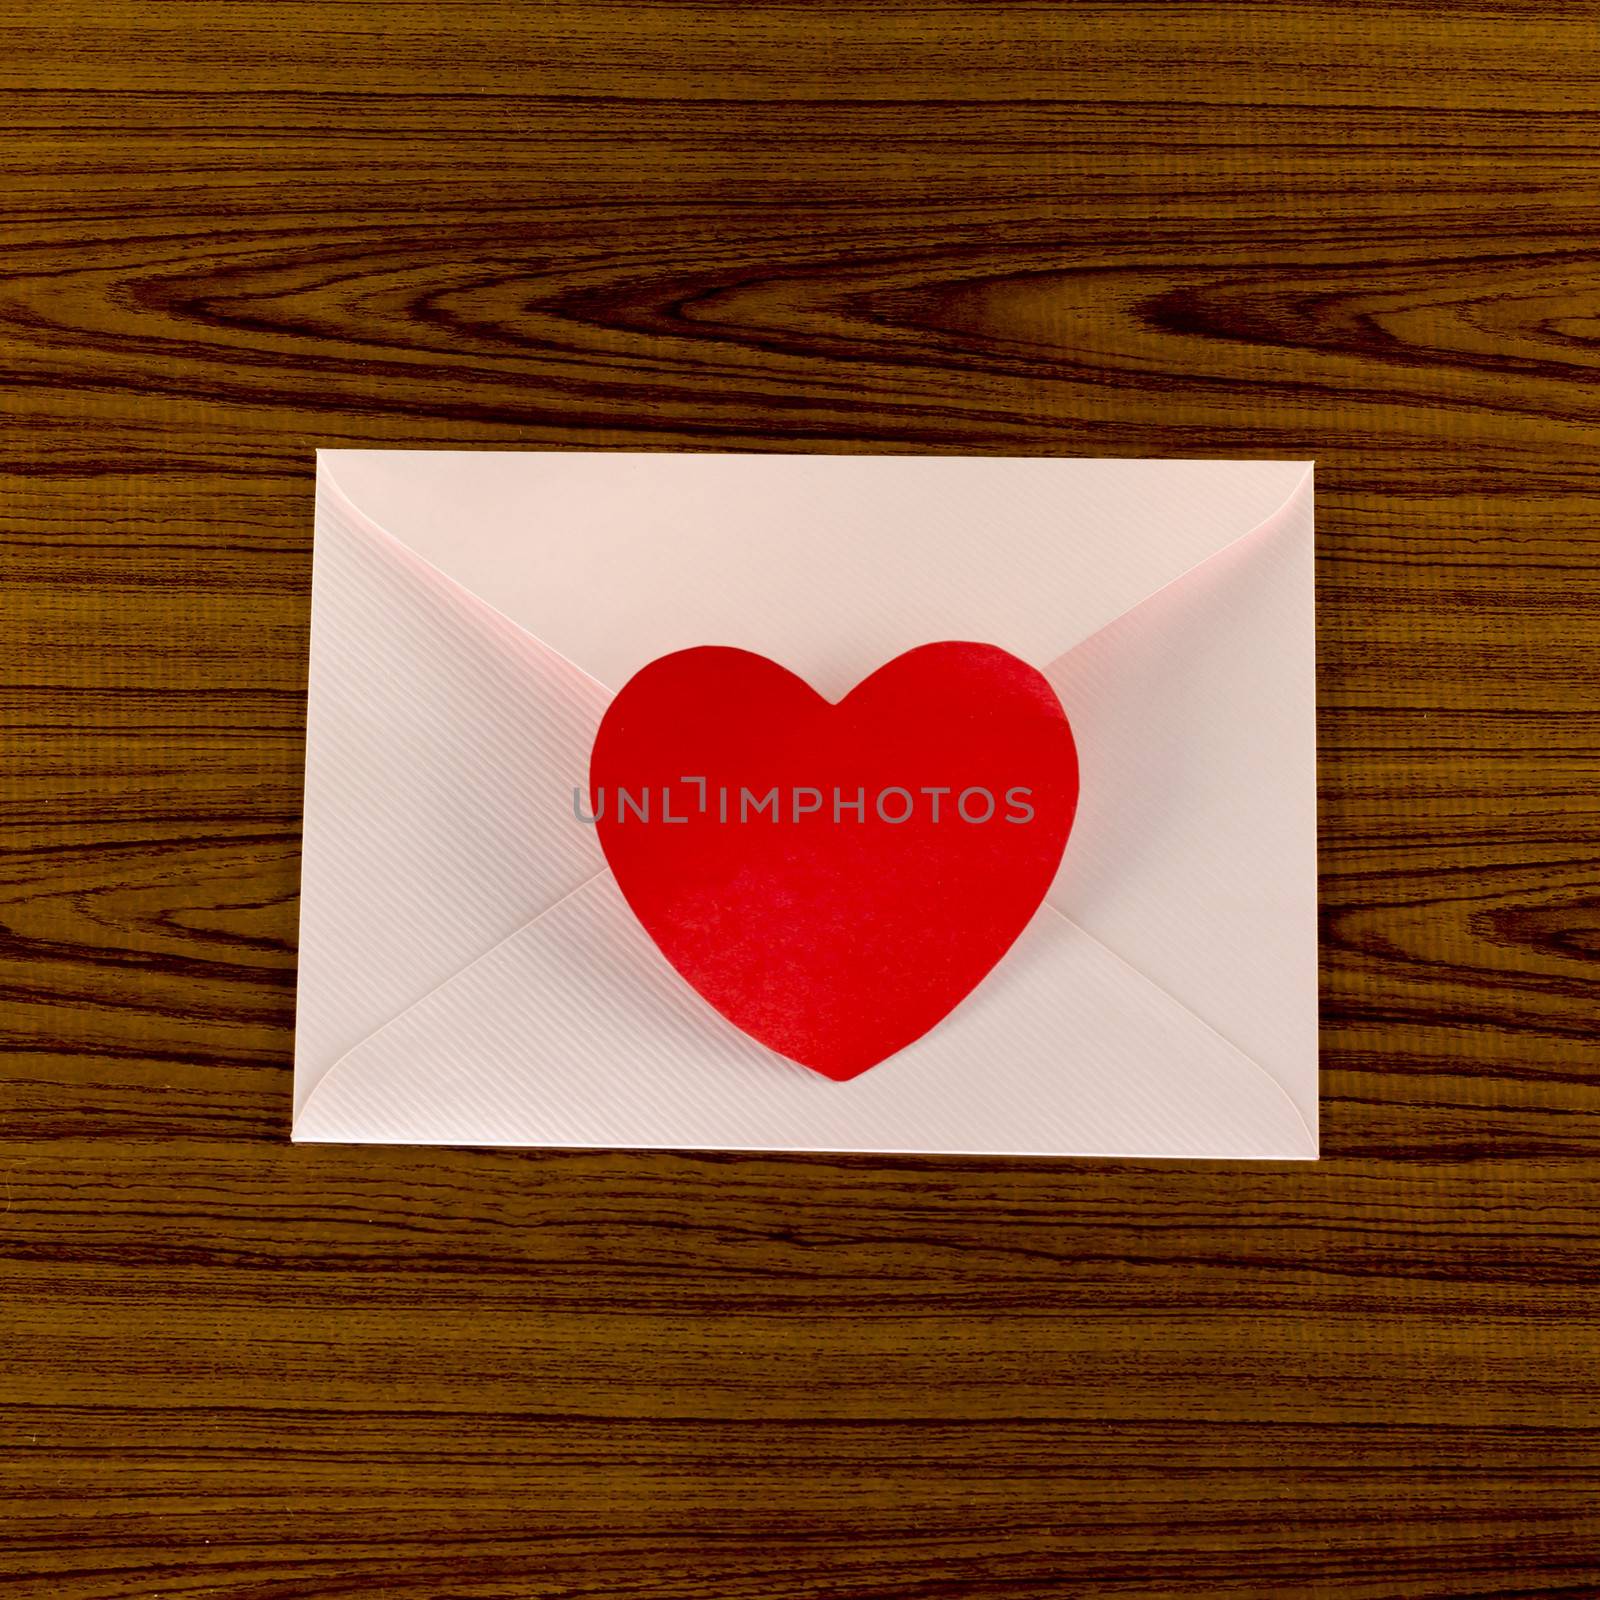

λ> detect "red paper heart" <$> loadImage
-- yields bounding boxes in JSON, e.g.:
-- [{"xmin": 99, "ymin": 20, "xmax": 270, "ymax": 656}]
[{"xmin": 589, "ymin": 643, "xmax": 1078, "ymax": 1080}]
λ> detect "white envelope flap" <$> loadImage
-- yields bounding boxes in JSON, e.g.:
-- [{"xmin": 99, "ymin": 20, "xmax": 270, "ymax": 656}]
[
  {"xmin": 1046, "ymin": 473, "xmax": 1317, "ymax": 1135},
  {"xmin": 295, "ymin": 477, "xmax": 610, "ymax": 1113},
  {"xmin": 297, "ymin": 874, "xmax": 1314, "ymax": 1158},
  {"xmin": 319, "ymin": 451, "xmax": 1311, "ymax": 697}
]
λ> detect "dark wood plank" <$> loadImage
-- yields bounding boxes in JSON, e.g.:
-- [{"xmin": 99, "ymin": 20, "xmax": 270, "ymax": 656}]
[{"xmin": 3, "ymin": 4, "xmax": 1600, "ymax": 1595}]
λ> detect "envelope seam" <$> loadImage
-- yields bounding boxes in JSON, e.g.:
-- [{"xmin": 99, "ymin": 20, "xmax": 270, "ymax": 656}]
[
  {"xmin": 296, "ymin": 866, "xmax": 615, "ymax": 1130},
  {"xmin": 1035, "ymin": 463, "xmax": 1313, "ymax": 679},
  {"xmin": 1039, "ymin": 902, "xmax": 1317, "ymax": 1153},
  {"xmin": 318, "ymin": 457, "xmax": 618, "ymax": 697}
]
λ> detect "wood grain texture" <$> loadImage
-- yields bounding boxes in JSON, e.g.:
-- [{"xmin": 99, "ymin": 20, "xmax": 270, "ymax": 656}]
[{"xmin": 3, "ymin": 2, "xmax": 1600, "ymax": 1594}]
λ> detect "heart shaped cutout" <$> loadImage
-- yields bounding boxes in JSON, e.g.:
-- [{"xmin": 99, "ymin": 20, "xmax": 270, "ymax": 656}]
[{"xmin": 589, "ymin": 642, "xmax": 1078, "ymax": 1079}]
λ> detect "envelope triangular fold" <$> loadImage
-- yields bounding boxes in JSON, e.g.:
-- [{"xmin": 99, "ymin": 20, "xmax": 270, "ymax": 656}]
[
  {"xmin": 319, "ymin": 452, "xmax": 1311, "ymax": 698},
  {"xmin": 1044, "ymin": 473, "xmax": 1317, "ymax": 1137},
  {"xmin": 294, "ymin": 479, "xmax": 609, "ymax": 1114},
  {"xmin": 296, "ymin": 875, "xmax": 1314, "ymax": 1158}
]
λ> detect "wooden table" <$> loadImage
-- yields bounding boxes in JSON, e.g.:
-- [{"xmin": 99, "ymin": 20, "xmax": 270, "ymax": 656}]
[{"xmin": 5, "ymin": 5, "xmax": 1599, "ymax": 1594}]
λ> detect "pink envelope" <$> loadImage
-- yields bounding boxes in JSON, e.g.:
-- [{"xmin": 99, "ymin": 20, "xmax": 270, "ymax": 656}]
[{"xmin": 294, "ymin": 453, "xmax": 1316, "ymax": 1158}]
